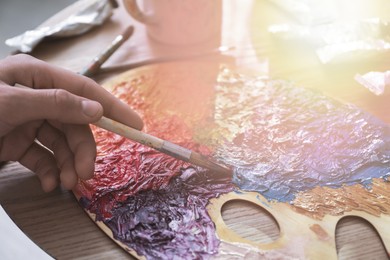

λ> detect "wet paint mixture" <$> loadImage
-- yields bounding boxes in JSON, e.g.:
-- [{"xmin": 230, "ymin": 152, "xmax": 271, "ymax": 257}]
[{"xmin": 74, "ymin": 64, "xmax": 390, "ymax": 258}]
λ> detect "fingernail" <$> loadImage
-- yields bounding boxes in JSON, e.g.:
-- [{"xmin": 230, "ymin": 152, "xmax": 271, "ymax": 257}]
[{"xmin": 82, "ymin": 100, "xmax": 101, "ymax": 118}]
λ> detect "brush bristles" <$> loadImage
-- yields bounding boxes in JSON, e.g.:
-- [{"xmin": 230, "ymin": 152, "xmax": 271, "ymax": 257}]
[{"xmin": 190, "ymin": 152, "xmax": 232, "ymax": 177}]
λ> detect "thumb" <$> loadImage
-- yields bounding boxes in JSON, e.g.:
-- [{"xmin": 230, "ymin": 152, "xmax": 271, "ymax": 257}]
[{"xmin": 1, "ymin": 86, "xmax": 103, "ymax": 127}]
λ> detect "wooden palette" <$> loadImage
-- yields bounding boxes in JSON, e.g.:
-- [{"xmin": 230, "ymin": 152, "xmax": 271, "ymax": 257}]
[{"xmin": 73, "ymin": 61, "xmax": 390, "ymax": 259}]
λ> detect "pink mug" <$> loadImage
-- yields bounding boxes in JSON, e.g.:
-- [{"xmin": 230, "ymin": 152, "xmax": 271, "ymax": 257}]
[{"xmin": 123, "ymin": 0, "xmax": 222, "ymax": 45}]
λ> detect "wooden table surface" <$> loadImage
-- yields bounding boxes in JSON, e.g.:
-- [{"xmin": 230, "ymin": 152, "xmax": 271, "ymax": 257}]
[{"xmin": 1, "ymin": 0, "xmax": 390, "ymax": 259}]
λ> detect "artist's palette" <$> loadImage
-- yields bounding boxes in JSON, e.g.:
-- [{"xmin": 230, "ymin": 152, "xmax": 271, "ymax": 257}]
[{"xmin": 73, "ymin": 61, "xmax": 390, "ymax": 259}]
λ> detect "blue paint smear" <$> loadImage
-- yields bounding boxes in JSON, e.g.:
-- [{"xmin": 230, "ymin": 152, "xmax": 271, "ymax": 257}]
[{"xmin": 211, "ymin": 72, "xmax": 390, "ymax": 202}]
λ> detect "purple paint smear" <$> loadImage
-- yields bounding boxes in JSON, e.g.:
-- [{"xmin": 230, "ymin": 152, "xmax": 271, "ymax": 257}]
[{"xmin": 80, "ymin": 168, "xmax": 234, "ymax": 259}]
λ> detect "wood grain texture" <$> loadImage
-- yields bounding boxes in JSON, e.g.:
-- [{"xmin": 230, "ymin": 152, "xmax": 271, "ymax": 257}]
[
  {"xmin": 209, "ymin": 191, "xmax": 390, "ymax": 259},
  {"xmin": 221, "ymin": 200, "xmax": 280, "ymax": 244}
]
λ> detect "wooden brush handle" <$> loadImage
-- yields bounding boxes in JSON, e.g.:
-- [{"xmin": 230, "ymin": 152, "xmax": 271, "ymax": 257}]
[{"xmin": 94, "ymin": 116, "xmax": 192, "ymax": 161}]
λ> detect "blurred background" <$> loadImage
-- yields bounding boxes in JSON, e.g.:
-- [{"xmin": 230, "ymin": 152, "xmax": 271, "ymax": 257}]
[{"xmin": 0, "ymin": 0, "xmax": 76, "ymax": 58}]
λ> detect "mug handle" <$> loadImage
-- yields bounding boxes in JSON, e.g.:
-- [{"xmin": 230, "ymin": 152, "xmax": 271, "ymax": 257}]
[{"xmin": 122, "ymin": 0, "xmax": 156, "ymax": 24}]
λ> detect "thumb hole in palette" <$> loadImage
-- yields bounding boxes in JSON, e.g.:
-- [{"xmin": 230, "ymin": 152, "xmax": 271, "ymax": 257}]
[
  {"xmin": 335, "ymin": 216, "xmax": 388, "ymax": 260},
  {"xmin": 221, "ymin": 199, "xmax": 280, "ymax": 244}
]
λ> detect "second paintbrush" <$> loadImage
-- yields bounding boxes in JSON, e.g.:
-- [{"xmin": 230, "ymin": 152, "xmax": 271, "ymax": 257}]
[{"xmin": 79, "ymin": 25, "xmax": 134, "ymax": 77}]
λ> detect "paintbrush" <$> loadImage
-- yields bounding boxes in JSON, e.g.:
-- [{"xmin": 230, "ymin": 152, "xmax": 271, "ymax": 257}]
[
  {"xmin": 79, "ymin": 25, "xmax": 134, "ymax": 77},
  {"xmin": 78, "ymin": 30, "xmax": 232, "ymax": 176},
  {"xmin": 94, "ymin": 117, "xmax": 232, "ymax": 176}
]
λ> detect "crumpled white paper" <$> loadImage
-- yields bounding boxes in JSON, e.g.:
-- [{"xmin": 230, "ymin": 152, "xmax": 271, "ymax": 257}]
[
  {"xmin": 355, "ymin": 71, "xmax": 390, "ymax": 95},
  {"xmin": 5, "ymin": 0, "xmax": 114, "ymax": 53}
]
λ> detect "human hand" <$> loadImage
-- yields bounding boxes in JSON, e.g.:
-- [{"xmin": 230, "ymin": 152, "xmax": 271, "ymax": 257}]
[{"xmin": 0, "ymin": 54, "xmax": 143, "ymax": 192}]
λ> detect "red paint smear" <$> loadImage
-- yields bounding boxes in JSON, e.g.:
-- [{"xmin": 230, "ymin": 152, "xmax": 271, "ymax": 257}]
[{"xmin": 75, "ymin": 81, "xmax": 214, "ymax": 218}]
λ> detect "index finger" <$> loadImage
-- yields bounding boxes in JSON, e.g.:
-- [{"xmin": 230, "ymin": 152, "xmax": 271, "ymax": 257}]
[{"xmin": 0, "ymin": 54, "xmax": 143, "ymax": 130}]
